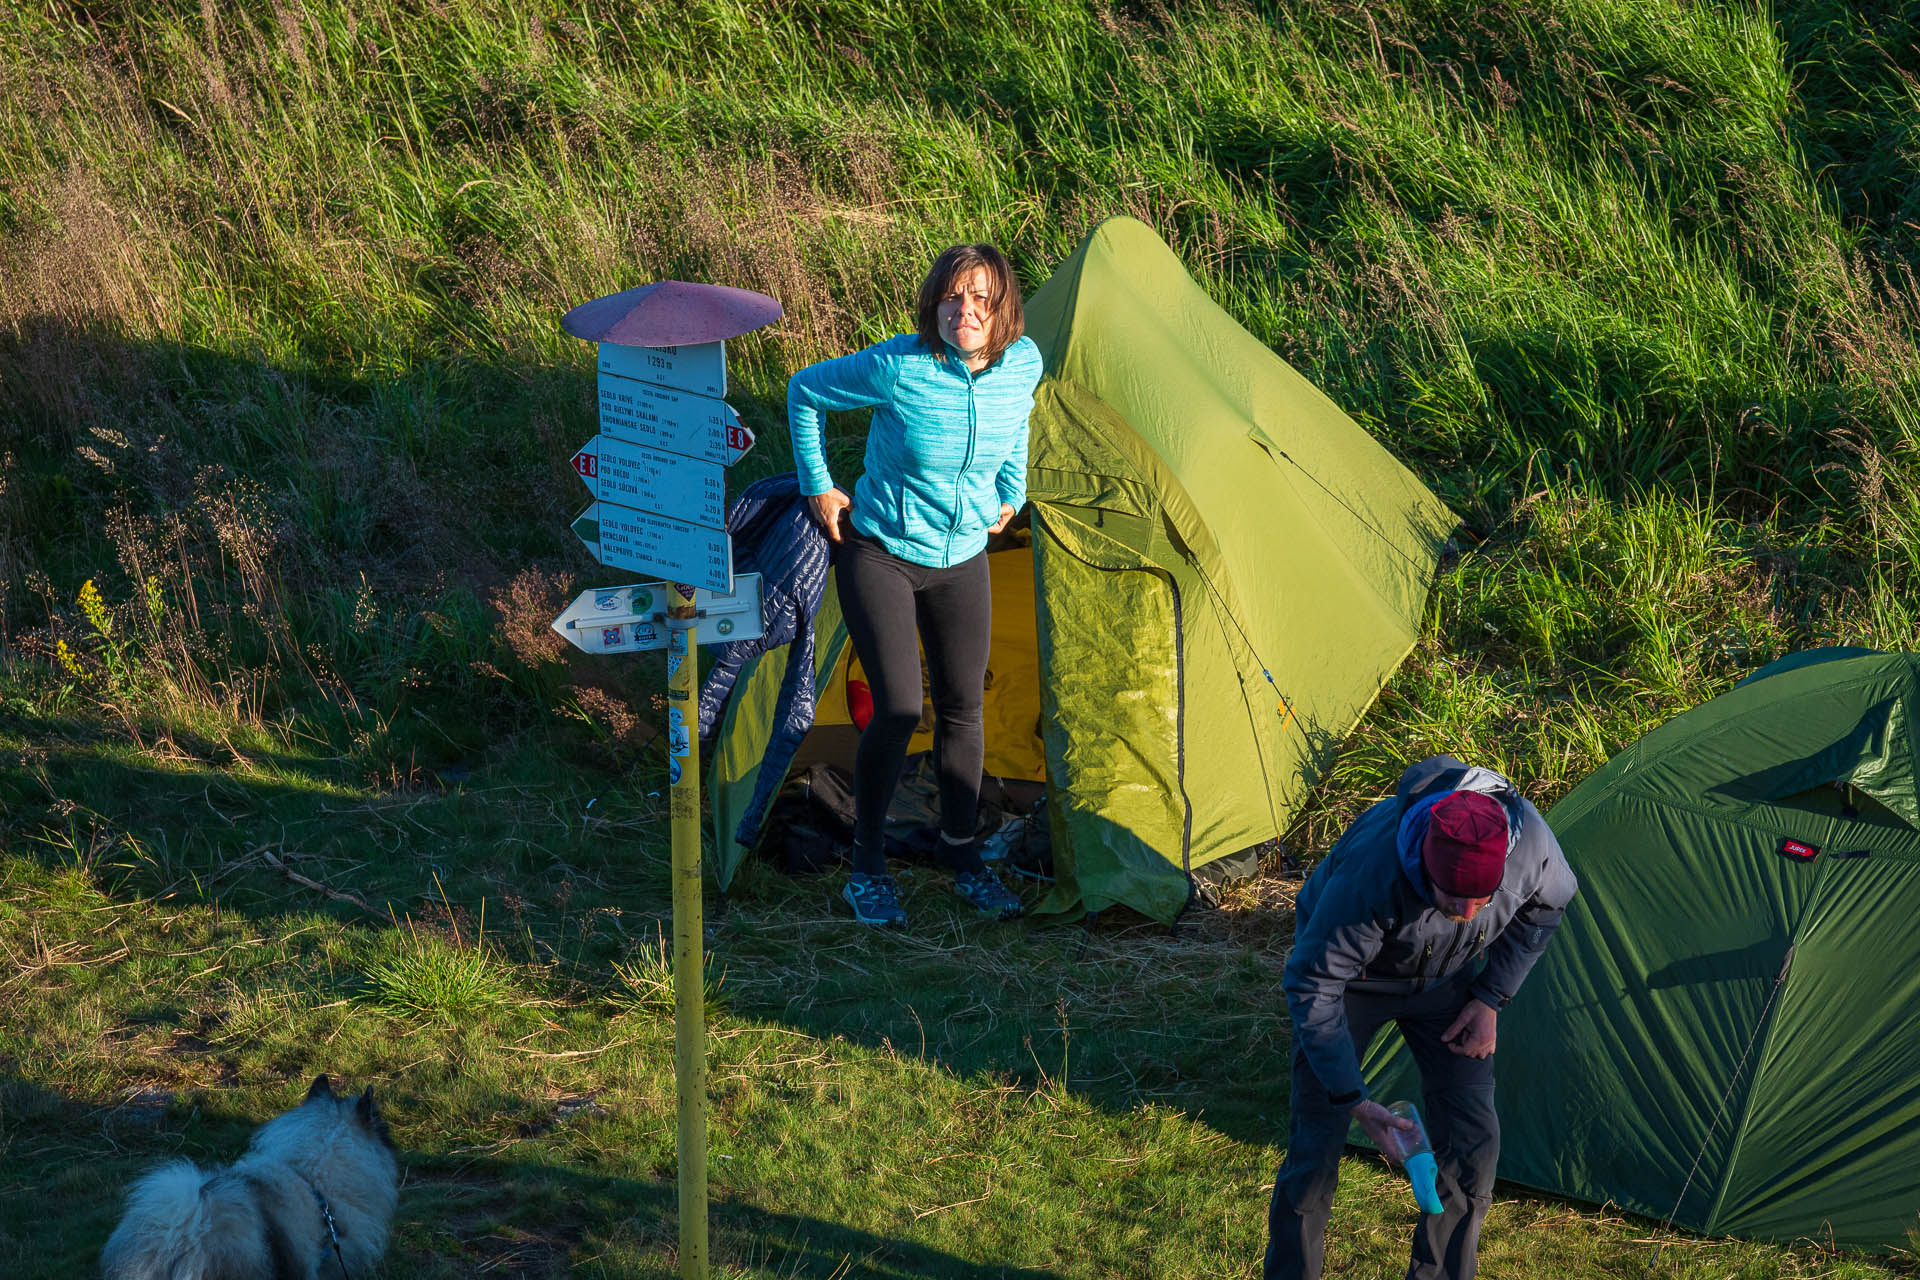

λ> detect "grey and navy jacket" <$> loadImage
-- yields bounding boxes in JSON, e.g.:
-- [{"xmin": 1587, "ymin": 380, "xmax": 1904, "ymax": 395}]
[
  {"xmin": 1282, "ymin": 755, "xmax": 1579, "ymax": 1106},
  {"xmin": 787, "ymin": 333, "xmax": 1042, "ymax": 568}
]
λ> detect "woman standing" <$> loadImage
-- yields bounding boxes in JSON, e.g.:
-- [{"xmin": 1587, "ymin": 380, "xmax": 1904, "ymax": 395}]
[{"xmin": 787, "ymin": 243, "xmax": 1042, "ymax": 927}]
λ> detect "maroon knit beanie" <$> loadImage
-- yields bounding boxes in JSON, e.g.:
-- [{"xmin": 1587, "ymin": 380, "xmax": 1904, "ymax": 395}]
[{"xmin": 1422, "ymin": 792, "xmax": 1509, "ymax": 897}]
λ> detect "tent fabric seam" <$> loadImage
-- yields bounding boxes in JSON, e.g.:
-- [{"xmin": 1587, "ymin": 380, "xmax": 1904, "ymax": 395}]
[
  {"xmin": 1027, "ymin": 464, "xmax": 1158, "ymax": 515},
  {"xmin": 1600, "ymin": 786, "xmax": 1920, "ymax": 859},
  {"xmin": 1623, "ymin": 670, "xmax": 1907, "ymax": 774},
  {"xmin": 1696, "ymin": 930, "xmax": 1800, "ymax": 1233},
  {"xmin": 1168, "ymin": 562, "xmax": 1194, "ymax": 894}
]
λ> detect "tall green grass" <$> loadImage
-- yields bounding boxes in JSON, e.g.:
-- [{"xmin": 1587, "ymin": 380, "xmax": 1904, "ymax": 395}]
[
  {"xmin": 5, "ymin": 1, "xmax": 1915, "ymax": 773},
  {"xmin": 4, "ymin": 0, "xmax": 1920, "ymax": 1274}
]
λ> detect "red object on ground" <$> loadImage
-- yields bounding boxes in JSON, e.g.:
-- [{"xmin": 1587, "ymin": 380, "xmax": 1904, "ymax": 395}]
[{"xmin": 560, "ymin": 281, "xmax": 783, "ymax": 346}]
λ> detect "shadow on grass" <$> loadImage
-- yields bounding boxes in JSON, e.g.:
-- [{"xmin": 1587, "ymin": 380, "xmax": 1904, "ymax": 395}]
[
  {"xmin": 0, "ymin": 1076, "xmax": 1069, "ymax": 1279},
  {"xmin": 4, "ymin": 671, "xmax": 1301, "ymax": 1157},
  {"xmin": 4, "ymin": 705, "xmax": 1297, "ymax": 1154},
  {"xmin": 400, "ymin": 1154, "xmax": 1072, "ymax": 1280},
  {"xmin": 0, "ymin": 703, "xmax": 671, "ymax": 932}
]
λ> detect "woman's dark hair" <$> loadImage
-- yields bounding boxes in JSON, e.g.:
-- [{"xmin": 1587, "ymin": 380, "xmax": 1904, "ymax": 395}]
[{"xmin": 914, "ymin": 243, "xmax": 1024, "ymax": 365}]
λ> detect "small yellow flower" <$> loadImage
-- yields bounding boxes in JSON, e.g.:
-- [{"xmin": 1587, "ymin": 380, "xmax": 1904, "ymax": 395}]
[
  {"xmin": 56, "ymin": 638, "xmax": 84, "ymax": 679},
  {"xmin": 78, "ymin": 579, "xmax": 112, "ymax": 639}
]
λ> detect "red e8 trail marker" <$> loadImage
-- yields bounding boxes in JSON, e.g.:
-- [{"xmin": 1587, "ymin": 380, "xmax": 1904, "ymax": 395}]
[{"xmin": 558, "ymin": 280, "xmax": 781, "ymax": 1280}]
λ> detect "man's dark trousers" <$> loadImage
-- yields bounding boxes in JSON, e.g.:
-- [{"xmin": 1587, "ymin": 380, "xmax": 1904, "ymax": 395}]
[{"xmin": 1265, "ymin": 970, "xmax": 1499, "ymax": 1280}]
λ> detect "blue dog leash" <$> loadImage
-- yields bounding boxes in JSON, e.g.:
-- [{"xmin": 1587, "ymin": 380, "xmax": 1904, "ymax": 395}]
[{"xmin": 305, "ymin": 1181, "xmax": 351, "ymax": 1278}]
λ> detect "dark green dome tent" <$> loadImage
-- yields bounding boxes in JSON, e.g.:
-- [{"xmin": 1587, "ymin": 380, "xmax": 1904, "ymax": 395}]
[
  {"xmin": 707, "ymin": 217, "xmax": 1455, "ymax": 921},
  {"xmin": 1361, "ymin": 648, "xmax": 1920, "ymax": 1249}
]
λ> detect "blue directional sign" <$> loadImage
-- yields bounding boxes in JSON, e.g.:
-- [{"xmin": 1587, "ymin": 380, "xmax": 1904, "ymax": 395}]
[
  {"xmin": 598, "ymin": 340, "xmax": 725, "ymax": 398},
  {"xmin": 572, "ymin": 501, "xmax": 731, "ymax": 592},
  {"xmin": 572, "ymin": 436, "xmax": 727, "ymax": 530},
  {"xmin": 596, "ymin": 371, "xmax": 753, "ymax": 466}
]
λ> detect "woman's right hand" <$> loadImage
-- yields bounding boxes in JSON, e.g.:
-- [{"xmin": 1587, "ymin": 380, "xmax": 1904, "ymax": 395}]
[{"xmin": 808, "ymin": 487, "xmax": 852, "ymax": 543}]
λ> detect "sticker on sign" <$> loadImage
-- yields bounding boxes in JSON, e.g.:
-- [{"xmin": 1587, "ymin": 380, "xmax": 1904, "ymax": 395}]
[
  {"xmin": 598, "ymin": 340, "xmax": 725, "ymax": 398},
  {"xmin": 596, "ymin": 371, "xmax": 754, "ymax": 465},
  {"xmin": 571, "ymin": 436, "xmax": 727, "ymax": 530},
  {"xmin": 572, "ymin": 500, "xmax": 732, "ymax": 592},
  {"xmin": 549, "ymin": 574, "xmax": 766, "ymax": 654}
]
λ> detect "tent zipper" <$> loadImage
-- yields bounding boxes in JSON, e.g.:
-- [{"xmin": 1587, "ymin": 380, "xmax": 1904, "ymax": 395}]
[{"xmin": 1032, "ymin": 506, "xmax": 1194, "ymax": 908}]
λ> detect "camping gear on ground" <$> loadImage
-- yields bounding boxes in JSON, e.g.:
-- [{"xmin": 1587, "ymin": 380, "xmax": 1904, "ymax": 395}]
[
  {"xmin": 1007, "ymin": 804, "xmax": 1056, "ymax": 883},
  {"xmin": 706, "ymin": 216, "xmax": 1455, "ymax": 921},
  {"xmin": 978, "ymin": 815, "xmax": 1027, "ymax": 864},
  {"xmin": 763, "ymin": 758, "xmax": 1030, "ymax": 875},
  {"xmin": 1383, "ymin": 1101, "xmax": 1444, "ymax": 1215},
  {"xmin": 1358, "ymin": 647, "xmax": 1920, "ymax": 1250}
]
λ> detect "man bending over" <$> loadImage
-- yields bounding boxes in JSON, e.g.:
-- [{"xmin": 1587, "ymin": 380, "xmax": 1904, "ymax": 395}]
[{"xmin": 1267, "ymin": 755, "xmax": 1579, "ymax": 1280}]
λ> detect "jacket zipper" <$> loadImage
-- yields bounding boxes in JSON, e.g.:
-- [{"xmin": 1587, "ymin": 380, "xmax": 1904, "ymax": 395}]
[
  {"xmin": 1434, "ymin": 923, "xmax": 1488, "ymax": 984},
  {"xmin": 1458, "ymin": 925, "xmax": 1485, "ymax": 976},
  {"xmin": 947, "ymin": 361, "xmax": 980, "ymax": 563}
]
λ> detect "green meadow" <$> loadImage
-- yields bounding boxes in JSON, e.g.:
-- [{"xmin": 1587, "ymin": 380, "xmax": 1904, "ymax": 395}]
[{"xmin": 3, "ymin": 0, "xmax": 1918, "ymax": 1275}]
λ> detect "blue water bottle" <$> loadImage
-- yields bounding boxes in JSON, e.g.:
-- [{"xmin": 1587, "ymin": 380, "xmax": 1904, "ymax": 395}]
[{"xmin": 1385, "ymin": 1100, "xmax": 1444, "ymax": 1215}]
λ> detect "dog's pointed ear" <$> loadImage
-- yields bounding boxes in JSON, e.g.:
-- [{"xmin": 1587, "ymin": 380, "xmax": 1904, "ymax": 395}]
[
  {"xmin": 357, "ymin": 1085, "xmax": 377, "ymax": 1120},
  {"xmin": 307, "ymin": 1075, "xmax": 335, "ymax": 1101}
]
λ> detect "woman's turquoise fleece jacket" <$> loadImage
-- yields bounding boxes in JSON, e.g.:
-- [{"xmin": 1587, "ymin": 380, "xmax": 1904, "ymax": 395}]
[{"xmin": 787, "ymin": 333, "xmax": 1042, "ymax": 569}]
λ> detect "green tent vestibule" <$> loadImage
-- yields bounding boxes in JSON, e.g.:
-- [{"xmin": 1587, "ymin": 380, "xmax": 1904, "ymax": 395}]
[
  {"xmin": 708, "ymin": 217, "xmax": 1455, "ymax": 922},
  {"xmin": 1361, "ymin": 647, "xmax": 1920, "ymax": 1251}
]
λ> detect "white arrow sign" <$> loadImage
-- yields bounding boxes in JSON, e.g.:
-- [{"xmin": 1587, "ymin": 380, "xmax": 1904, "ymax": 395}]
[
  {"xmin": 599, "ymin": 340, "xmax": 725, "ymax": 398},
  {"xmin": 572, "ymin": 436, "xmax": 727, "ymax": 530},
  {"xmin": 550, "ymin": 575, "xmax": 765, "ymax": 654},
  {"xmin": 573, "ymin": 501, "xmax": 732, "ymax": 592},
  {"xmin": 596, "ymin": 371, "xmax": 754, "ymax": 466}
]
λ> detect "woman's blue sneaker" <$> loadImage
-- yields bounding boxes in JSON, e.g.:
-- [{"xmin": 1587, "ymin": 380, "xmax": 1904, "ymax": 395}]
[
  {"xmin": 953, "ymin": 870, "xmax": 1024, "ymax": 920},
  {"xmin": 843, "ymin": 871, "xmax": 907, "ymax": 928}
]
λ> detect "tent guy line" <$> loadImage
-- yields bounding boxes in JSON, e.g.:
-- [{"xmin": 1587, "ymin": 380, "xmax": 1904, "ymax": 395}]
[
  {"xmin": 1652, "ymin": 944, "xmax": 1794, "ymax": 1268},
  {"xmin": 1271, "ymin": 446, "xmax": 1447, "ymax": 580}
]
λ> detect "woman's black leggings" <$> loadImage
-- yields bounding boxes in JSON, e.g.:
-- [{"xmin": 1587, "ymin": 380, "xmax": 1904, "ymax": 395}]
[{"xmin": 835, "ymin": 528, "xmax": 991, "ymax": 874}]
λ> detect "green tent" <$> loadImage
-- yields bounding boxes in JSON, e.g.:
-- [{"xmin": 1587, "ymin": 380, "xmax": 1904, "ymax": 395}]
[
  {"xmin": 1360, "ymin": 648, "xmax": 1920, "ymax": 1249},
  {"xmin": 709, "ymin": 217, "xmax": 1455, "ymax": 921}
]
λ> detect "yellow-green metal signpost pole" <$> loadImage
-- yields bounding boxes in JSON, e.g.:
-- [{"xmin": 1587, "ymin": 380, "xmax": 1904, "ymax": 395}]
[
  {"xmin": 558, "ymin": 280, "xmax": 781, "ymax": 1280},
  {"xmin": 665, "ymin": 582, "xmax": 706, "ymax": 1279}
]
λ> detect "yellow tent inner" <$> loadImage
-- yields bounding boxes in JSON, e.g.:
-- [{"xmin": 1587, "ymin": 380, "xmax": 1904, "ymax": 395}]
[{"xmin": 809, "ymin": 547, "xmax": 1046, "ymax": 782}]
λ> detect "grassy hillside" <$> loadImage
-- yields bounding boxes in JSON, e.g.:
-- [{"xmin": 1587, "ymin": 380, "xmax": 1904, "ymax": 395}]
[{"xmin": 3, "ymin": 1, "xmax": 1917, "ymax": 1276}]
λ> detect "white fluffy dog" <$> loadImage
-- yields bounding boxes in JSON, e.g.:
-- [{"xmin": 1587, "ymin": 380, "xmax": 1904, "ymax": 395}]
[{"xmin": 102, "ymin": 1075, "xmax": 400, "ymax": 1279}]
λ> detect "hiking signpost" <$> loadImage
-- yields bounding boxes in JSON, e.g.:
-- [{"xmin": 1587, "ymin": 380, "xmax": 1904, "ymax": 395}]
[
  {"xmin": 558, "ymin": 280, "xmax": 782, "ymax": 1280},
  {"xmin": 549, "ymin": 576, "xmax": 766, "ymax": 655}
]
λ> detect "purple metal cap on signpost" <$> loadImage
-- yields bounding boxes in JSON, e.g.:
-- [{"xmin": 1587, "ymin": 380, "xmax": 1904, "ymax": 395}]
[{"xmin": 561, "ymin": 281, "xmax": 782, "ymax": 346}]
